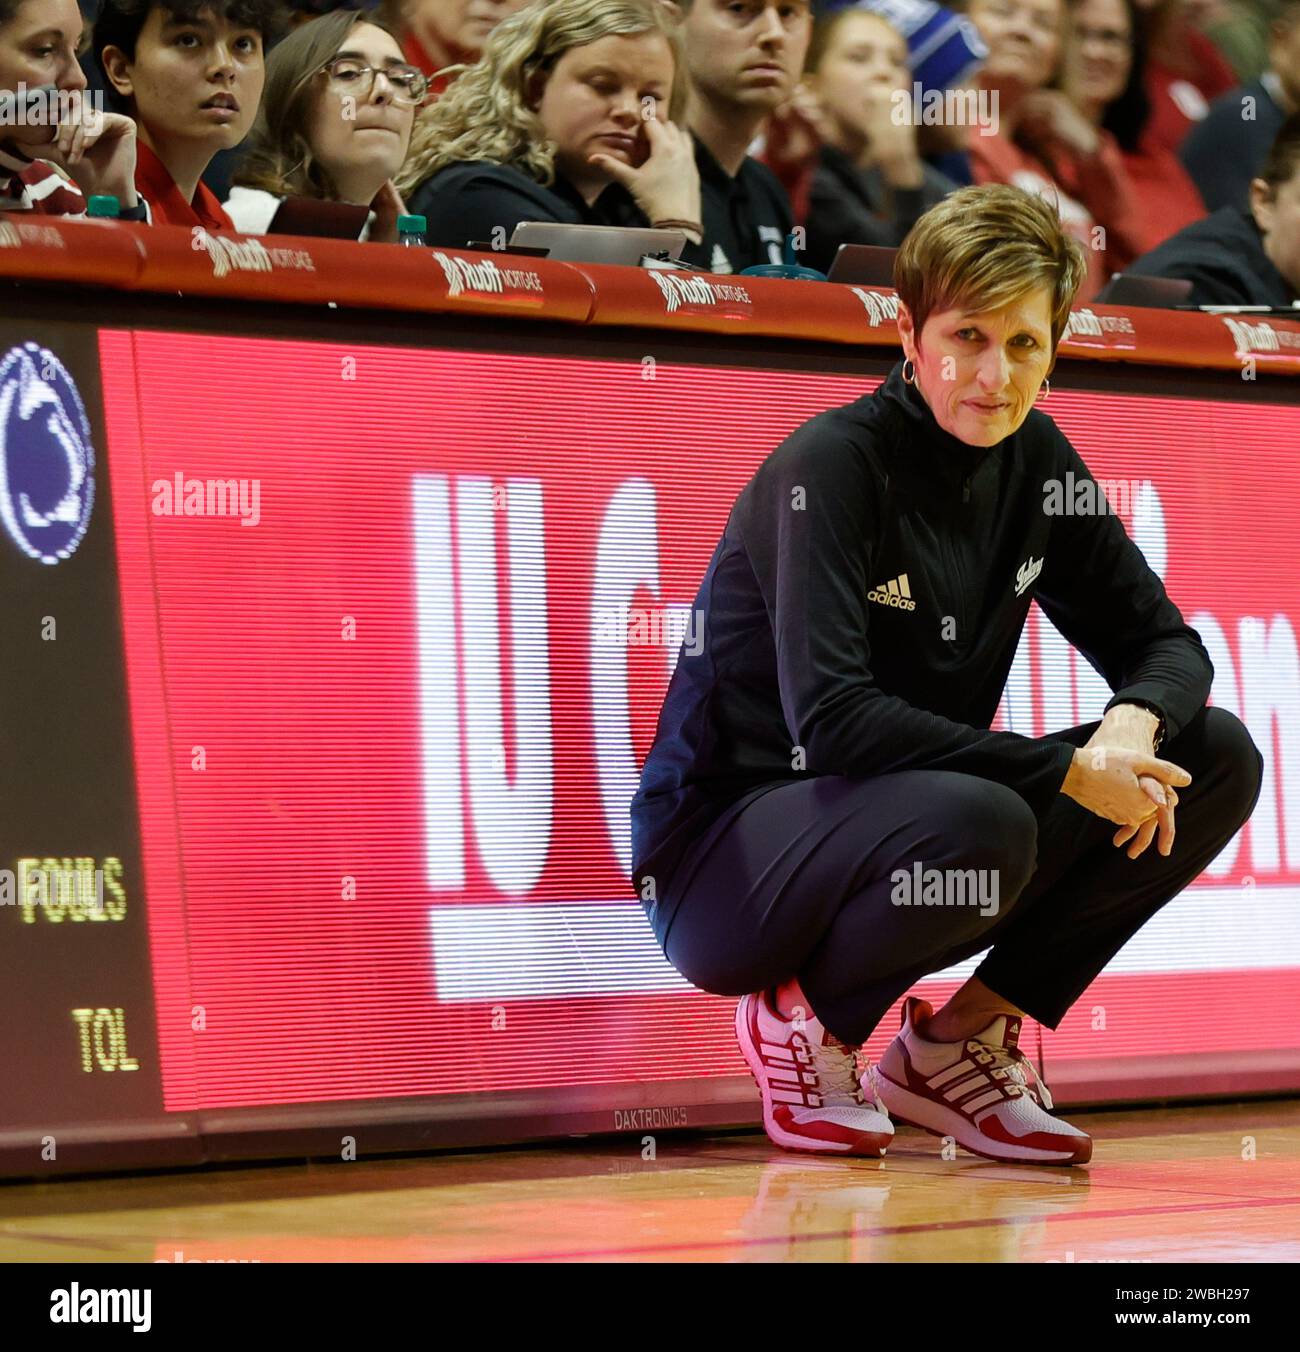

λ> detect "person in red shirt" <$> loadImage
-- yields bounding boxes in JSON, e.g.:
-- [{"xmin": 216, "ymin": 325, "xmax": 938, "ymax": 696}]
[
  {"xmin": 93, "ymin": 0, "xmax": 286, "ymax": 228},
  {"xmin": 1066, "ymin": 0, "xmax": 1206, "ymax": 254},
  {"xmin": 1135, "ymin": 0, "xmax": 1237, "ymax": 154},
  {"xmin": 1, "ymin": 0, "xmax": 142, "ymax": 214},
  {"xmin": 383, "ymin": 0, "xmax": 528, "ymax": 98},
  {"xmin": 963, "ymin": 0, "xmax": 1146, "ymax": 300}
]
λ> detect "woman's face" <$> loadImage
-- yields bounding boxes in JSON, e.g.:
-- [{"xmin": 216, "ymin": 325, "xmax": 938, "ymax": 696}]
[
  {"xmin": 106, "ymin": 5, "xmax": 264, "ymax": 154},
  {"xmin": 967, "ymin": 0, "xmax": 1064, "ymax": 92},
  {"xmin": 1071, "ymin": 0, "xmax": 1131, "ymax": 107},
  {"xmin": 532, "ymin": 32, "xmax": 675, "ymax": 183},
  {"xmin": 898, "ymin": 287, "xmax": 1055, "ymax": 447},
  {"xmin": 407, "ymin": 0, "xmax": 529, "ymax": 59},
  {"xmin": 807, "ymin": 12, "xmax": 911, "ymax": 144},
  {"xmin": 306, "ymin": 24, "xmax": 417, "ymax": 195},
  {"xmin": 0, "ymin": 0, "xmax": 87, "ymax": 94}
]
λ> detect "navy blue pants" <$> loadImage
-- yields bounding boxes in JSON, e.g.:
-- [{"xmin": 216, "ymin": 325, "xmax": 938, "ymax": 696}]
[{"xmin": 659, "ymin": 706, "xmax": 1264, "ymax": 1045}]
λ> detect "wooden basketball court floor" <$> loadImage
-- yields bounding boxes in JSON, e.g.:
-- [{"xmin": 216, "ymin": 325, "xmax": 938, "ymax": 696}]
[{"xmin": 2, "ymin": 1099, "xmax": 1298, "ymax": 1263}]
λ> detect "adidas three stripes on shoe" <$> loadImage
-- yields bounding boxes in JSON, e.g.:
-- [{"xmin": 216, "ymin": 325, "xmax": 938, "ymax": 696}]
[
  {"xmin": 735, "ymin": 988, "xmax": 894, "ymax": 1157},
  {"xmin": 867, "ymin": 996, "xmax": 1092, "ymax": 1165}
]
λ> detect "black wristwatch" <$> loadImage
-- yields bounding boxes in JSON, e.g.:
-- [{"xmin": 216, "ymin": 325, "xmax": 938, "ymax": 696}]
[{"xmin": 117, "ymin": 199, "xmax": 149, "ymax": 222}]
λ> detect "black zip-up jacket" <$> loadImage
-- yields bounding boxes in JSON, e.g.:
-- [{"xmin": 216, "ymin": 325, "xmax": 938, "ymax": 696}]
[
  {"xmin": 1126, "ymin": 206, "xmax": 1299, "ymax": 308},
  {"xmin": 629, "ymin": 359, "xmax": 1214, "ymax": 947},
  {"xmin": 802, "ymin": 143, "xmax": 957, "ymax": 275}
]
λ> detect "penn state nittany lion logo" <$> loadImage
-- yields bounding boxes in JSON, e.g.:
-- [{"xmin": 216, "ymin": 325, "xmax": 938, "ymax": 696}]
[{"xmin": 0, "ymin": 342, "xmax": 94, "ymax": 564}]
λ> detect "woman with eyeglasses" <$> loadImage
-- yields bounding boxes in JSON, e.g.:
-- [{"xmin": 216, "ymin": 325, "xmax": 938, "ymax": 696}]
[
  {"xmin": 959, "ymin": 0, "xmax": 1146, "ymax": 300},
  {"xmin": 224, "ymin": 8, "xmax": 424, "ymax": 239},
  {"xmin": 1064, "ymin": 0, "xmax": 1205, "ymax": 255}
]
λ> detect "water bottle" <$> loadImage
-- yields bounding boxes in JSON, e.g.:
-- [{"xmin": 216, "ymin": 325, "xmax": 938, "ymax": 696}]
[
  {"xmin": 86, "ymin": 195, "xmax": 121, "ymax": 218},
  {"xmin": 397, "ymin": 213, "xmax": 427, "ymax": 247},
  {"xmin": 740, "ymin": 230, "xmax": 826, "ymax": 282}
]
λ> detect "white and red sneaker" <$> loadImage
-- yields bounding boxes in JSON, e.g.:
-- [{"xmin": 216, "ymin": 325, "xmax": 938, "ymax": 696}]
[
  {"xmin": 735, "ymin": 988, "xmax": 894, "ymax": 1157},
  {"xmin": 867, "ymin": 997, "xmax": 1092, "ymax": 1165}
]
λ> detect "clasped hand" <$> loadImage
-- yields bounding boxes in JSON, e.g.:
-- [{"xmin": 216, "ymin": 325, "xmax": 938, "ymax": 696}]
[{"xmin": 1065, "ymin": 709, "xmax": 1192, "ymax": 859}]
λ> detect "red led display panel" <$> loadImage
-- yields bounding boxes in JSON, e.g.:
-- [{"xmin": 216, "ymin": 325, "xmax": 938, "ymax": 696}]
[{"xmin": 98, "ymin": 331, "xmax": 1300, "ymax": 1111}]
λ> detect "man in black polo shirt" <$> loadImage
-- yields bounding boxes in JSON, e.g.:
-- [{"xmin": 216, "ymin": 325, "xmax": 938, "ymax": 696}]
[{"xmin": 670, "ymin": 0, "xmax": 812, "ymax": 272}]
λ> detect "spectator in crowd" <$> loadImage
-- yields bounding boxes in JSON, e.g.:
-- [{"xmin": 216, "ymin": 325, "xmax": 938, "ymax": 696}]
[
  {"xmin": 382, "ymin": 0, "xmax": 526, "ymax": 94},
  {"xmin": 398, "ymin": 0, "xmax": 701, "ymax": 251},
  {"xmin": 286, "ymin": 0, "xmax": 379, "ymax": 22},
  {"xmin": 1134, "ymin": 0, "xmax": 1237, "ymax": 154},
  {"xmin": 1201, "ymin": 0, "xmax": 1285, "ymax": 82},
  {"xmin": 1, "ymin": 0, "xmax": 144, "ymax": 213},
  {"xmin": 224, "ymin": 9, "xmax": 418, "ymax": 236},
  {"xmin": 962, "ymin": 0, "xmax": 1145, "ymax": 300},
  {"xmin": 95, "ymin": 0, "xmax": 285, "ymax": 226},
  {"xmin": 1126, "ymin": 108, "xmax": 1300, "ymax": 303},
  {"xmin": 757, "ymin": 0, "xmax": 983, "ymax": 249},
  {"xmin": 1065, "ymin": 0, "xmax": 1205, "ymax": 252},
  {"xmin": 667, "ymin": 0, "xmax": 812, "ymax": 272},
  {"xmin": 201, "ymin": 1, "xmax": 387, "ymax": 209},
  {"xmin": 796, "ymin": 5, "xmax": 959, "ymax": 272},
  {"xmin": 1178, "ymin": 0, "xmax": 1298, "ymax": 208},
  {"xmin": 843, "ymin": 0, "xmax": 989, "ymax": 184}
]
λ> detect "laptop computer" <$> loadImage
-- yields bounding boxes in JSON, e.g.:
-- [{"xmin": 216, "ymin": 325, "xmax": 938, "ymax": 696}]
[
  {"xmin": 509, "ymin": 221, "xmax": 686, "ymax": 266},
  {"xmin": 1095, "ymin": 273, "xmax": 1193, "ymax": 308},
  {"xmin": 826, "ymin": 244, "xmax": 898, "ymax": 287}
]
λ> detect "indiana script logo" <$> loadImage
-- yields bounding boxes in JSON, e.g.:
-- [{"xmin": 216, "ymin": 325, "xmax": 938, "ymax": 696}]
[{"xmin": 1015, "ymin": 555, "xmax": 1043, "ymax": 597}]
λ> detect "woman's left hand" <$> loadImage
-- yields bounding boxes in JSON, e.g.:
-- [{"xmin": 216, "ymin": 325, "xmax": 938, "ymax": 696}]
[
  {"xmin": 369, "ymin": 179, "xmax": 407, "ymax": 244},
  {"xmin": 1112, "ymin": 778, "xmax": 1178, "ymax": 858},
  {"xmin": 762, "ymin": 82, "xmax": 832, "ymax": 178}
]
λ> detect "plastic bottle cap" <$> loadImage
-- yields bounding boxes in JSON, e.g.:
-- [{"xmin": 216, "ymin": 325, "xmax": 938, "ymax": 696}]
[
  {"xmin": 87, "ymin": 195, "xmax": 120, "ymax": 218},
  {"xmin": 397, "ymin": 214, "xmax": 427, "ymax": 232}
]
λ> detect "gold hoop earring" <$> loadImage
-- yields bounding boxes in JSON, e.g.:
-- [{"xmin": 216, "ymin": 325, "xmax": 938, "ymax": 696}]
[
  {"xmin": 1037, "ymin": 378, "xmax": 1050, "ymax": 401},
  {"xmin": 902, "ymin": 358, "xmax": 916, "ymax": 385}
]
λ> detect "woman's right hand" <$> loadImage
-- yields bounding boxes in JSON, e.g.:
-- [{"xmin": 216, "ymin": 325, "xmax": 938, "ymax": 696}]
[
  {"xmin": 587, "ymin": 114, "xmax": 701, "ymax": 228},
  {"xmin": 1060, "ymin": 745, "xmax": 1192, "ymax": 825},
  {"xmin": 18, "ymin": 104, "xmax": 140, "ymax": 208},
  {"xmin": 859, "ymin": 87, "xmax": 924, "ymax": 187},
  {"xmin": 1016, "ymin": 88, "xmax": 1101, "ymax": 158}
]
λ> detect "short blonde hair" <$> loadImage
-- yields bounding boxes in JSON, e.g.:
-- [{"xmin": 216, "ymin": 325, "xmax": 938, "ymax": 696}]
[
  {"xmin": 894, "ymin": 183, "xmax": 1087, "ymax": 357},
  {"xmin": 396, "ymin": 0, "xmax": 687, "ymax": 195}
]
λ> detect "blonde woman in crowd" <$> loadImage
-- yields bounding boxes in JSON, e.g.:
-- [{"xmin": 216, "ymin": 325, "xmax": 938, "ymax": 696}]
[{"xmin": 396, "ymin": 0, "xmax": 702, "ymax": 251}]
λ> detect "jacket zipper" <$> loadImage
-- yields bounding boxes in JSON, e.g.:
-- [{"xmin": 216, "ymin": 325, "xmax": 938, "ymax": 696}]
[{"xmin": 950, "ymin": 468, "xmax": 972, "ymax": 644}]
